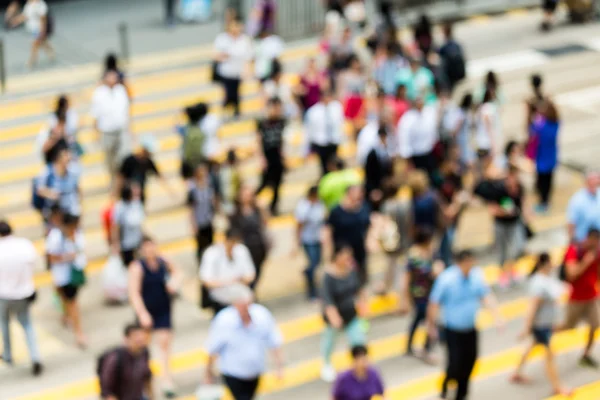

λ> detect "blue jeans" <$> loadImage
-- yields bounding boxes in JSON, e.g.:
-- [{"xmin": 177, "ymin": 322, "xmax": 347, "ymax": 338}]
[
  {"xmin": 321, "ymin": 317, "xmax": 366, "ymax": 364},
  {"xmin": 303, "ymin": 243, "xmax": 321, "ymax": 299},
  {"xmin": 0, "ymin": 298, "xmax": 41, "ymax": 363},
  {"xmin": 439, "ymin": 226, "xmax": 456, "ymax": 268}
]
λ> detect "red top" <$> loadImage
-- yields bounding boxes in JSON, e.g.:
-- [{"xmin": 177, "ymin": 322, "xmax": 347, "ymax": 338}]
[
  {"xmin": 565, "ymin": 245, "xmax": 599, "ymax": 302},
  {"xmin": 102, "ymin": 203, "xmax": 114, "ymax": 244},
  {"xmin": 385, "ymin": 97, "xmax": 410, "ymax": 126}
]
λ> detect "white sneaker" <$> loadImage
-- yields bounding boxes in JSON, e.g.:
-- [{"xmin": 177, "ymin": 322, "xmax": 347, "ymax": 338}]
[{"xmin": 320, "ymin": 364, "xmax": 336, "ymax": 383}]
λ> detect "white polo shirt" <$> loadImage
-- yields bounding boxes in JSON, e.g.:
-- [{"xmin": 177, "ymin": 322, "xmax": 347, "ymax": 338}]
[
  {"xmin": 397, "ymin": 106, "xmax": 439, "ymax": 159},
  {"xmin": 305, "ymin": 101, "xmax": 345, "ymax": 147},
  {"xmin": 215, "ymin": 33, "xmax": 253, "ymax": 79},
  {"xmin": 0, "ymin": 236, "xmax": 37, "ymax": 300},
  {"xmin": 90, "ymin": 84, "xmax": 130, "ymax": 133}
]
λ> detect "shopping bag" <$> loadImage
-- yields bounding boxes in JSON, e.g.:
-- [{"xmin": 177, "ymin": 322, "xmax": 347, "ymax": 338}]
[
  {"xmin": 102, "ymin": 255, "xmax": 129, "ymax": 303},
  {"xmin": 195, "ymin": 384, "xmax": 224, "ymax": 400}
]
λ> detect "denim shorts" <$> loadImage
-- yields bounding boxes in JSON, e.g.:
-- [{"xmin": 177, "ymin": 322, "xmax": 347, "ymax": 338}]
[{"xmin": 532, "ymin": 327, "xmax": 552, "ymax": 347}]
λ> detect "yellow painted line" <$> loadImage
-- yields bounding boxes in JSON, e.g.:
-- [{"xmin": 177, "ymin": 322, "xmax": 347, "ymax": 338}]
[
  {"xmin": 547, "ymin": 380, "xmax": 600, "ymax": 400},
  {"xmin": 12, "ymin": 279, "xmax": 537, "ymax": 400},
  {"xmin": 507, "ymin": 8, "xmax": 529, "ymax": 17},
  {"xmin": 470, "ymin": 14, "xmax": 492, "ymax": 24},
  {"xmin": 387, "ymin": 328, "xmax": 600, "ymax": 400},
  {"xmin": 0, "ymin": 43, "xmax": 314, "ymax": 124}
]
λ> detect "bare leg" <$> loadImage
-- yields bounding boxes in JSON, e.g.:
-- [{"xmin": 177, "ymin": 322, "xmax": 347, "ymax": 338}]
[
  {"xmin": 28, "ymin": 40, "xmax": 41, "ymax": 68},
  {"xmin": 62, "ymin": 298, "xmax": 86, "ymax": 347},
  {"xmin": 510, "ymin": 342, "xmax": 534, "ymax": 383},
  {"xmin": 41, "ymin": 40, "xmax": 55, "ymax": 61},
  {"xmin": 583, "ymin": 325, "xmax": 596, "ymax": 357},
  {"xmin": 155, "ymin": 329, "xmax": 175, "ymax": 390}
]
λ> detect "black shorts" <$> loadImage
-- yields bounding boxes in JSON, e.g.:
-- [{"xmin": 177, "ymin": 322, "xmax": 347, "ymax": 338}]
[
  {"xmin": 58, "ymin": 284, "xmax": 79, "ymax": 301},
  {"xmin": 543, "ymin": 0, "xmax": 558, "ymax": 13}
]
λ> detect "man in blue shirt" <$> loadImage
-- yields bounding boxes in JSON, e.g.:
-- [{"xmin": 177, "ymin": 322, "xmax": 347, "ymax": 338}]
[
  {"xmin": 567, "ymin": 171, "xmax": 600, "ymax": 243},
  {"xmin": 427, "ymin": 250, "xmax": 502, "ymax": 400},
  {"xmin": 205, "ymin": 285, "xmax": 284, "ymax": 399}
]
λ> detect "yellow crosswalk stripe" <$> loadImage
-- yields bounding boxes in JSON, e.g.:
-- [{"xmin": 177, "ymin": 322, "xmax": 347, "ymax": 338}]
[
  {"xmin": 547, "ymin": 380, "xmax": 600, "ymax": 400},
  {"xmin": 0, "ymin": 43, "xmax": 315, "ymax": 122},
  {"xmin": 14, "ymin": 251, "xmax": 560, "ymax": 400},
  {"xmin": 386, "ymin": 328, "xmax": 600, "ymax": 400}
]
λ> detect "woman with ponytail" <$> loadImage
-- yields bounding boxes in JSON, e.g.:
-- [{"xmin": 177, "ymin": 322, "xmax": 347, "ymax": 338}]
[{"xmin": 510, "ymin": 252, "xmax": 571, "ymax": 396}]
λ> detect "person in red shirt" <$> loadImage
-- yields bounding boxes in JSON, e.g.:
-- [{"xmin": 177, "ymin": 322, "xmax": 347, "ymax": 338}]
[{"xmin": 559, "ymin": 228, "xmax": 600, "ymax": 368}]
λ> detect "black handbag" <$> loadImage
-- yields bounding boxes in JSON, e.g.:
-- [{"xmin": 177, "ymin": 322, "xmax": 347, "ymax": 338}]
[{"xmin": 211, "ymin": 60, "xmax": 221, "ymax": 83}]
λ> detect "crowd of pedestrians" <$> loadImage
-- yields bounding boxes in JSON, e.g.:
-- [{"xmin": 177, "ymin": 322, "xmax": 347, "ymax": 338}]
[{"xmin": 3, "ymin": 2, "xmax": 600, "ymax": 400}]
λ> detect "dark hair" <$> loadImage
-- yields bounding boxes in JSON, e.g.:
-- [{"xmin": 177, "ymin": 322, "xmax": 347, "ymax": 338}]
[
  {"xmin": 56, "ymin": 95, "xmax": 68, "ymax": 118},
  {"xmin": 377, "ymin": 126, "xmax": 388, "ymax": 139},
  {"xmin": 351, "ymin": 344, "xmax": 368, "ymax": 359},
  {"xmin": 414, "ymin": 229, "xmax": 434, "ymax": 246},
  {"xmin": 542, "ymin": 100, "xmax": 559, "ymax": 123},
  {"xmin": 271, "ymin": 58, "xmax": 282, "ymax": 78},
  {"xmin": 485, "ymin": 71, "xmax": 498, "ymax": 89},
  {"xmin": 185, "ymin": 103, "xmax": 208, "ymax": 124},
  {"xmin": 460, "ymin": 93, "xmax": 473, "ymax": 110},
  {"xmin": 529, "ymin": 252, "xmax": 551, "ymax": 277},
  {"xmin": 307, "ymin": 185, "xmax": 319, "ymax": 198},
  {"xmin": 267, "ymin": 97, "xmax": 282, "ymax": 106},
  {"xmin": 443, "ymin": 22, "xmax": 453, "ymax": 38},
  {"xmin": 124, "ymin": 322, "xmax": 145, "ymax": 337},
  {"xmin": 482, "ymin": 87, "xmax": 495, "ymax": 104},
  {"xmin": 140, "ymin": 235, "xmax": 154, "ymax": 245},
  {"xmin": 120, "ymin": 184, "xmax": 133, "ymax": 202},
  {"xmin": 49, "ymin": 204, "xmax": 62, "ymax": 216},
  {"xmin": 333, "ymin": 243, "xmax": 353, "ymax": 257},
  {"xmin": 62, "ymin": 213, "xmax": 80, "ymax": 227},
  {"xmin": 505, "ymin": 140, "xmax": 519, "ymax": 157},
  {"xmin": 226, "ymin": 149, "xmax": 237, "ymax": 164},
  {"xmin": 328, "ymin": 156, "xmax": 345, "ymax": 171},
  {"xmin": 588, "ymin": 228, "xmax": 600, "ymax": 238},
  {"xmin": 0, "ymin": 220, "xmax": 12, "ymax": 237},
  {"xmin": 225, "ymin": 228, "xmax": 241, "ymax": 240},
  {"xmin": 232, "ymin": 15, "xmax": 244, "ymax": 25},
  {"xmin": 455, "ymin": 249, "xmax": 474, "ymax": 262},
  {"xmin": 531, "ymin": 74, "xmax": 543, "ymax": 89},
  {"xmin": 105, "ymin": 53, "xmax": 118, "ymax": 71}
]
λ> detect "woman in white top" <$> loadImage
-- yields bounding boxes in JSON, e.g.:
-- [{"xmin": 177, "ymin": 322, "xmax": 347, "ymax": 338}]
[
  {"xmin": 452, "ymin": 93, "xmax": 475, "ymax": 168},
  {"xmin": 214, "ymin": 17, "xmax": 253, "ymax": 117},
  {"xmin": 46, "ymin": 213, "xmax": 87, "ymax": 347},
  {"xmin": 254, "ymin": 30, "xmax": 284, "ymax": 82},
  {"xmin": 10, "ymin": 0, "xmax": 54, "ymax": 69},
  {"xmin": 476, "ymin": 87, "xmax": 502, "ymax": 165},
  {"xmin": 199, "ymin": 228, "xmax": 256, "ymax": 315}
]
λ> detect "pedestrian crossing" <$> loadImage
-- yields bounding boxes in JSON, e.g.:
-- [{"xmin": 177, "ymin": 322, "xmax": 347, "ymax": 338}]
[{"xmin": 3, "ymin": 18, "xmax": 600, "ymax": 400}]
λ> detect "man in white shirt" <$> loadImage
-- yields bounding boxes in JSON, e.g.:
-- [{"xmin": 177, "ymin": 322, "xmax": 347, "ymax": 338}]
[
  {"xmin": 91, "ymin": 70, "xmax": 131, "ymax": 180},
  {"xmin": 305, "ymin": 89, "xmax": 345, "ymax": 176},
  {"xmin": 397, "ymin": 95, "xmax": 439, "ymax": 182},
  {"xmin": 205, "ymin": 285, "xmax": 283, "ymax": 400},
  {"xmin": 0, "ymin": 221, "xmax": 43, "ymax": 375},
  {"xmin": 199, "ymin": 229, "xmax": 256, "ymax": 314}
]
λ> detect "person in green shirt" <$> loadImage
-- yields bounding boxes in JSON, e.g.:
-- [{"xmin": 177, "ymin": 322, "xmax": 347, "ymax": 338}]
[
  {"xmin": 318, "ymin": 158, "xmax": 362, "ymax": 210},
  {"xmin": 395, "ymin": 57, "xmax": 436, "ymax": 105}
]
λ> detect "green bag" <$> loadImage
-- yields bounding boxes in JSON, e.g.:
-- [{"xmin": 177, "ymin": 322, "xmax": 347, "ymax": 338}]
[
  {"xmin": 70, "ymin": 265, "xmax": 87, "ymax": 287},
  {"xmin": 182, "ymin": 125, "xmax": 206, "ymax": 166}
]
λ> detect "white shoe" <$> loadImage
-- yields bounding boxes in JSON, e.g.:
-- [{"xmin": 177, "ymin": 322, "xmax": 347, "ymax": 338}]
[{"xmin": 321, "ymin": 364, "xmax": 336, "ymax": 383}]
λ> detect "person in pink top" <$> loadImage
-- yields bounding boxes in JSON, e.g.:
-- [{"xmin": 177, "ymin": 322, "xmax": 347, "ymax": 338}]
[{"xmin": 386, "ymin": 84, "xmax": 410, "ymax": 126}]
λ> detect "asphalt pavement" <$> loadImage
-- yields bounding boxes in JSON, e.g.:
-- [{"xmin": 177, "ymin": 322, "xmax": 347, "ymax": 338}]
[{"xmin": 2, "ymin": 5, "xmax": 600, "ymax": 400}]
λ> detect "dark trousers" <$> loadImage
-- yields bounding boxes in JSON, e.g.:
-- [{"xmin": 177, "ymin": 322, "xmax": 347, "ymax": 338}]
[
  {"xmin": 411, "ymin": 151, "xmax": 436, "ymax": 184},
  {"xmin": 195, "ymin": 224, "xmax": 214, "ymax": 262},
  {"xmin": 221, "ymin": 77, "xmax": 241, "ymax": 116},
  {"xmin": 313, "ymin": 143, "xmax": 338, "ymax": 176},
  {"xmin": 442, "ymin": 328, "xmax": 478, "ymax": 400},
  {"xmin": 302, "ymin": 243, "xmax": 321, "ymax": 299},
  {"xmin": 223, "ymin": 375, "xmax": 260, "ymax": 400},
  {"xmin": 255, "ymin": 153, "xmax": 284, "ymax": 214},
  {"xmin": 536, "ymin": 170, "xmax": 554, "ymax": 207},
  {"xmin": 165, "ymin": 0, "xmax": 176, "ymax": 22},
  {"xmin": 407, "ymin": 302, "xmax": 431, "ymax": 353}
]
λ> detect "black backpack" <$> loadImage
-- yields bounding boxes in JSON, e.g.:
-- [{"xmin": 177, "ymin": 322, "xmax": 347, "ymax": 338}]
[
  {"xmin": 442, "ymin": 42, "xmax": 466, "ymax": 84},
  {"xmin": 97, "ymin": 347, "xmax": 149, "ymax": 393}
]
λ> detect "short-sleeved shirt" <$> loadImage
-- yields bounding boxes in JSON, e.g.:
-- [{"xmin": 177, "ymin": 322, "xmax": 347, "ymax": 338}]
[
  {"xmin": 321, "ymin": 270, "xmax": 361, "ymax": 325},
  {"xmin": 564, "ymin": 244, "xmax": 600, "ymax": 302},
  {"xmin": 493, "ymin": 183, "xmax": 524, "ymax": 224},
  {"xmin": 119, "ymin": 155, "xmax": 159, "ymax": 198},
  {"xmin": 529, "ymin": 273, "xmax": 565, "ymax": 327},
  {"xmin": 567, "ymin": 188, "xmax": 600, "ymax": 243},
  {"xmin": 295, "ymin": 198, "xmax": 326, "ymax": 244},
  {"xmin": 187, "ymin": 184, "xmax": 215, "ymax": 229},
  {"xmin": 406, "ymin": 254, "xmax": 435, "ymax": 305},
  {"xmin": 327, "ymin": 203, "xmax": 371, "ymax": 261},
  {"xmin": 38, "ymin": 165, "xmax": 80, "ymax": 216},
  {"xmin": 429, "ymin": 265, "xmax": 489, "ymax": 331},
  {"xmin": 112, "ymin": 200, "xmax": 144, "ymax": 251},
  {"xmin": 206, "ymin": 304, "xmax": 282, "ymax": 379},
  {"xmin": 100, "ymin": 348, "xmax": 151, "ymax": 400},
  {"xmin": 333, "ymin": 367, "xmax": 385, "ymax": 400},
  {"xmin": 214, "ymin": 33, "xmax": 253, "ymax": 79},
  {"xmin": 257, "ymin": 118, "xmax": 286, "ymax": 156},
  {"xmin": 45, "ymin": 228, "xmax": 86, "ymax": 287},
  {"xmin": 24, "ymin": 0, "xmax": 48, "ymax": 34},
  {"xmin": 318, "ymin": 169, "xmax": 363, "ymax": 210}
]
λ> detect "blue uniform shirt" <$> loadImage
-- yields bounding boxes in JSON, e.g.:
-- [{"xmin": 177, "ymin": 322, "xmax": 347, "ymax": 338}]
[
  {"xmin": 429, "ymin": 265, "xmax": 489, "ymax": 331},
  {"xmin": 567, "ymin": 188, "xmax": 600, "ymax": 243}
]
